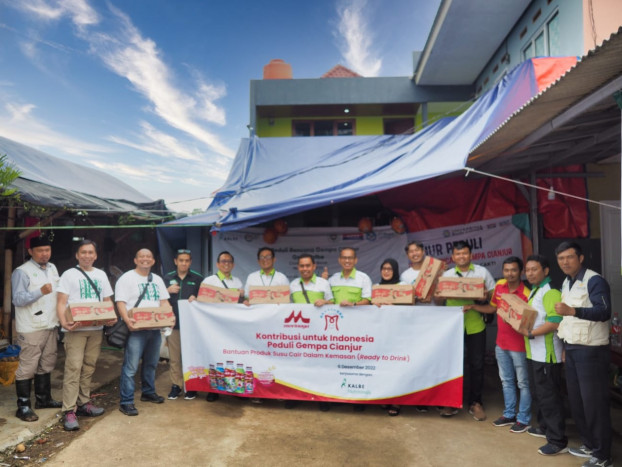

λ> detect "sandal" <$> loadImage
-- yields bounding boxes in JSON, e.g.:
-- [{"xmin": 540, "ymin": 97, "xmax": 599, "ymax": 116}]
[{"xmin": 388, "ymin": 405, "xmax": 400, "ymax": 416}]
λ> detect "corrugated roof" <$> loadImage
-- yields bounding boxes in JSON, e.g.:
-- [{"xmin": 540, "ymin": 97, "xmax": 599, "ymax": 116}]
[{"xmin": 468, "ymin": 26, "xmax": 622, "ymax": 173}]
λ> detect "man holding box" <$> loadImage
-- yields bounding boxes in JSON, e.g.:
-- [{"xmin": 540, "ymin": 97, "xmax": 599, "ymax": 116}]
[
  {"xmin": 400, "ymin": 240, "xmax": 437, "ymax": 305},
  {"xmin": 164, "ymin": 249, "xmax": 202, "ymax": 401},
  {"xmin": 439, "ymin": 240, "xmax": 495, "ymax": 420},
  {"xmin": 243, "ymin": 247, "xmax": 290, "ymax": 305},
  {"xmin": 116, "ymin": 248, "xmax": 171, "ymax": 416},
  {"xmin": 466, "ymin": 257, "xmax": 532, "ymax": 433},
  {"xmin": 12, "ymin": 235, "xmax": 60, "ymax": 422},
  {"xmin": 522, "ymin": 254, "xmax": 567, "ymax": 456},
  {"xmin": 554, "ymin": 242, "xmax": 612, "ymax": 467},
  {"xmin": 56, "ymin": 239, "xmax": 115, "ymax": 431}
]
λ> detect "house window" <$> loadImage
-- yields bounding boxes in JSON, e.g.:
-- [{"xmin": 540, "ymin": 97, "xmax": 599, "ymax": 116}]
[
  {"xmin": 293, "ymin": 120, "xmax": 355, "ymax": 136},
  {"xmin": 522, "ymin": 10, "xmax": 560, "ymax": 60},
  {"xmin": 383, "ymin": 118, "xmax": 414, "ymax": 135}
]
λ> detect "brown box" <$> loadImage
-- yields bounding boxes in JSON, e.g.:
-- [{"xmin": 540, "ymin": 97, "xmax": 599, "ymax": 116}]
[
  {"xmin": 434, "ymin": 277, "xmax": 486, "ymax": 300},
  {"xmin": 497, "ymin": 294, "xmax": 537, "ymax": 334},
  {"xmin": 249, "ymin": 286, "xmax": 290, "ymax": 304},
  {"xmin": 371, "ymin": 285, "xmax": 414, "ymax": 305},
  {"xmin": 67, "ymin": 301, "xmax": 116, "ymax": 326},
  {"xmin": 197, "ymin": 284, "xmax": 241, "ymax": 303},
  {"xmin": 129, "ymin": 306, "xmax": 175, "ymax": 329},
  {"xmin": 413, "ymin": 256, "xmax": 446, "ymax": 300}
]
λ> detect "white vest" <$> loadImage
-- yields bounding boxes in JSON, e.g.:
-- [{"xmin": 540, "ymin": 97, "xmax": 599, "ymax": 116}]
[
  {"xmin": 15, "ymin": 261, "xmax": 59, "ymax": 333},
  {"xmin": 557, "ymin": 269, "xmax": 610, "ymax": 346}
]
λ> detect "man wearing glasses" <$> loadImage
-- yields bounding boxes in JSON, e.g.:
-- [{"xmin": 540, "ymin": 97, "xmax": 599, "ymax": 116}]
[
  {"xmin": 164, "ymin": 249, "xmax": 203, "ymax": 401},
  {"xmin": 328, "ymin": 247, "xmax": 372, "ymax": 307},
  {"xmin": 243, "ymin": 247, "xmax": 290, "ymax": 305}
]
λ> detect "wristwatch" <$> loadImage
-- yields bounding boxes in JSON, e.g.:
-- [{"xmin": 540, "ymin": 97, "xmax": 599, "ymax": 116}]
[{"xmin": 527, "ymin": 332, "xmax": 535, "ymax": 340}]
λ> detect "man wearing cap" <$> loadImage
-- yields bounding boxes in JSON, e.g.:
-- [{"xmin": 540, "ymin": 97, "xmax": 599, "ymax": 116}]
[
  {"xmin": 12, "ymin": 235, "xmax": 61, "ymax": 422},
  {"xmin": 56, "ymin": 239, "xmax": 116, "ymax": 431},
  {"xmin": 243, "ymin": 247, "xmax": 290, "ymax": 305},
  {"xmin": 164, "ymin": 249, "xmax": 202, "ymax": 401}
]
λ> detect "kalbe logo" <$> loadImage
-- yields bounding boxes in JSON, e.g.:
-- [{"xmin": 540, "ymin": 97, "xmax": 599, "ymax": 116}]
[{"xmin": 284, "ymin": 311, "xmax": 310, "ymax": 324}]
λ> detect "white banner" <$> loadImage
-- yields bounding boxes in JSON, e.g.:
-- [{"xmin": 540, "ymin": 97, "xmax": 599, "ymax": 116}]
[
  {"xmin": 212, "ymin": 226, "xmax": 408, "ymax": 284},
  {"xmin": 408, "ymin": 215, "xmax": 524, "ymax": 278},
  {"xmin": 180, "ymin": 301, "xmax": 464, "ymax": 407}
]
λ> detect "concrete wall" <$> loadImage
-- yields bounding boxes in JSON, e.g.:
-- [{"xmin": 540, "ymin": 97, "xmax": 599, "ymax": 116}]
[
  {"xmin": 582, "ymin": 0, "xmax": 622, "ymax": 53},
  {"xmin": 587, "ymin": 162, "xmax": 621, "ymax": 238}
]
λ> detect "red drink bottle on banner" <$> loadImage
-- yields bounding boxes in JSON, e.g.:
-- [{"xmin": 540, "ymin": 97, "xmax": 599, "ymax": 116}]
[
  {"xmin": 209, "ymin": 364, "xmax": 217, "ymax": 390},
  {"xmin": 225, "ymin": 361, "xmax": 235, "ymax": 392},
  {"xmin": 235, "ymin": 363, "xmax": 245, "ymax": 394},
  {"xmin": 245, "ymin": 366, "xmax": 254, "ymax": 394}
]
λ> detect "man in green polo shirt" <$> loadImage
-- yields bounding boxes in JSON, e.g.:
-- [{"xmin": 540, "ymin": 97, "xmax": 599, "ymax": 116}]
[
  {"xmin": 328, "ymin": 247, "xmax": 372, "ymax": 306},
  {"xmin": 439, "ymin": 240, "xmax": 495, "ymax": 421},
  {"xmin": 290, "ymin": 254, "xmax": 334, "ymax": 306}
]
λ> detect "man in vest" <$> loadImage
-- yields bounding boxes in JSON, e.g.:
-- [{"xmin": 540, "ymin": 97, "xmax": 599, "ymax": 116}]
[
  {"xmin": 290, "ymin": 254, "xmax": 334, "ymax": 307},
  {"xmin": 11, "ymin": 235, "xmax": 61, "ymax": 422},
  {"xmin": 523, "ymin": 255, "xmax": 566, "ymax": 456},
  {"xmin": 164, "ymin": 249, "xmax": 202, "ymax": 401},
  {"xmin": 243, "ymin": 247, "xmax": 290, "ymax": 305},
  {"xmin": 328, "ymin": 247, "xmax": 371, "ymax": 307},
  {"xmin": 555, "ymin": 242, "xmax": 612, "ymax": 467}
]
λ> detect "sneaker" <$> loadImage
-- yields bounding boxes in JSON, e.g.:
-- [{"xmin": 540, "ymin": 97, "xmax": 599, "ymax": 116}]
[
  {"xmin": 469, "ymin": 402, "xmax": 486, "ymax": 421},
  {"xmin": 76, "ymin": 401, "xmax": 104, "ymax": 417},
  {"xmin": 168, "ymin": 385, "xmax": 182, "ymax": 400},
  {"xmin": 439, "ymin": 407, "xmax": 458, "ymax": 417},
  {"xmin": 119, "ymin": 404, "xmax": 138, "ymax": 416},
  {"xmin": 414, "ymin": 406, "xmax": 429, "ymax": 413},
  {"xmin": 63, "ymin": 411, "xmax": 79, "ymax": 431},
  {"xmin": 184, "ymin": 391, "xmax": 197, "ymax": 400},
  {"xmin": 569, "ymin": 445, "xmax": 594, "ymax": 458},
  {"xmin": 509, "ymin": 422, "xmax": 529, "ymax": 433},
  {"xmin": 206, "ymin": 392, "xmax": 219, "ymax": 402},
  {"xmin": 492, "ymin": 416, "xmax": 516, "ymax": 427},
  {"xmin": 250, "ymin": 398, "xmax": 263, "ymax": 404},
  {"xmin": 538, "ymin": 443, "xmax": 569, "ymax": 456},
  {"xmin": 582, "ymin": 457, "xmax": 613, "ymax": 467},
  {"xmin": 527, "ymin": 426, "xmax": 546, "ymax": 438},
  {"xmin": 140, "ymin": 393, "xmax": 164, "ymax": 404}
]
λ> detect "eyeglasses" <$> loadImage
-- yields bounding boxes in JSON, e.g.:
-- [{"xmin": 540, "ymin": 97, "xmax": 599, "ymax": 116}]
[
  {"xmin": 259, "ymin": 255, "xmax": 273, "ymax": 260},
  {"xmin": 340, "ymin": 256, "xmax": 355, "ymax": 261},
  {"xmin": 177, "ymin": 249, "xmax": 191, "ymax": 254},
  {"xmin": 381, "ymin": 267, "xmax": 393, "ymax": 271}
]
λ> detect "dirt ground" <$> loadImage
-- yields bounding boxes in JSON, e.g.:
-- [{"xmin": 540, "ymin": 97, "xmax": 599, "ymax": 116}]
[{"xmin": 1, "ymin": 359, "xmax": 621, "ymax": 467}]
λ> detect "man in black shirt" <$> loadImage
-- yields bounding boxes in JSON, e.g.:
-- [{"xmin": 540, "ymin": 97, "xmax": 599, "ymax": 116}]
[{"xmin": 164, "ymin": 249, "xmax": 202, "ymax": 400}]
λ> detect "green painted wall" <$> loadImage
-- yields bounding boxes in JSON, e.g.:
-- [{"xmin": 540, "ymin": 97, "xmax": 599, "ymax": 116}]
[{"xmin": 257, "ymin": 118, "xmax": 292, "ymax": 137}]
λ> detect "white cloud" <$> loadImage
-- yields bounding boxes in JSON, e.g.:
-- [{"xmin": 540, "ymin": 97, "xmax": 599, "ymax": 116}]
[
  {"xmin": 13, "ymin": 0, "xmax": 98, "ymax": 27},
  {"xmin": 84, "ymin": 4, "xmax": 234, "ymax": 158},
  {"xmin": 0, "ymin": 99, "xmax": 111, "ymax": 157},
  {"xmin": 335, "ymin": 0, "xmax": 382, "ymax": 77}
]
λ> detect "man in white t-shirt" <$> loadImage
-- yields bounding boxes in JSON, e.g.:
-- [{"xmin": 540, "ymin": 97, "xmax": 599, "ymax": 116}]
[
  {"xmin": 116, "ymin": 249, "xmax": 171, "ymax": 416},
  {"xmin": 57, "ymin": 239, "xmax": 115, "ymax": 431},
  {"xmin": 400, "ymin": 240, "xmax": 435, "ymax": 306},
  {"xmin": 243, "ymin": 247, "xmax": 290, "ymax": 305}
]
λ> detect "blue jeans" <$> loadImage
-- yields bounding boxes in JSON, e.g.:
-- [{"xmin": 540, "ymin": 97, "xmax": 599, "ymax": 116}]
[
  {"xmin": 495, "ymin": 345, "xmax": 531, "ymax": 424},
  {"xmin": 120, "ymin": 330, "xmax": 162, "ymax": 405}
]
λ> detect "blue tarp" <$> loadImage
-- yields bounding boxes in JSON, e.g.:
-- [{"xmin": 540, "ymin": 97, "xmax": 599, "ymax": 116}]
[{"xmin": 165, "ymin": 59, "xmax": 545, "ymax": 232}]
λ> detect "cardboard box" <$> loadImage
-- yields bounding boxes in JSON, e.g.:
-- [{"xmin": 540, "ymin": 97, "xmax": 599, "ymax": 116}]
[
  {"xmin": 248, "ymin": 286, "xmax": 290, "ymax": 304},
  {"xmin": 371, "ymin": 285, "xmax": 414, "ymax": 305},
  {"xmin": 67, "ymin": 301, "xmax": 116, "ymax": 326},
  {"xmin": 434, "ymin": 277, "xmax": 486, "ymax": 300},
  {"xmin": 497, "ymin": 294, "xmax": 537, "ymax": 334},
  {"xmin": 197, "ymin": 284, "xmax": 241, "ymax": 303},
  {"xmin": 129, "ymin": 306, "xmax": 175, "ymax": 329},
  {"xmin": 413, "ymin": 256, "xmax": 445, "ymax": 300}
]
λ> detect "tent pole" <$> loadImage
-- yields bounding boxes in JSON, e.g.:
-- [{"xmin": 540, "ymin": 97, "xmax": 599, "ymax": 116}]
[
  {"xmin": 529, "ymin": 172, "xmax": 539, "ymax": 254},
  {"xmin": 3, "ymin": 205, "xmax": 15, "ymax": 338}
]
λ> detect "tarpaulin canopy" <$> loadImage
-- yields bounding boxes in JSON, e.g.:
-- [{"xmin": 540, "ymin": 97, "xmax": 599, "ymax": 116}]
[
  {"xmin": 0, "ymin": 136, "xmax": 168, "ymax": 216},
  {"xmin": 165, "ymin": 57, "xmax": 577, "ymax": 232}
]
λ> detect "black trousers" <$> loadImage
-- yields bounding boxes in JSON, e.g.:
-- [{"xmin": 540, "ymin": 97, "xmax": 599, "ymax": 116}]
[
  {"xmin": 565, "ymin": 345, "xmax": 612, "ymax": 460},
  {"xmin": 527, "ymin": 359, "xmax": 567, "ymax": 448},
  {"xmin": 464, "ymin": 329, "xmax": 486, "ymax": 406}
]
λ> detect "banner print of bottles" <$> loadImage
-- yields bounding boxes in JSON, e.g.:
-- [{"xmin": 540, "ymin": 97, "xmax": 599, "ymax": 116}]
[{"xmin": 209, "ymin": 361, "xmax": 254, "ymax": 394}]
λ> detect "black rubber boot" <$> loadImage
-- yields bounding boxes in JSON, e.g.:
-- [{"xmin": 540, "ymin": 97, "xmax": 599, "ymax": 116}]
[
  {"xmin": 34, "ymin": 373, "xmax": 62, "ymax": 409},
  {"xmin": 16, "ymin": 379, "xmax": 39, "ymax": 422}
]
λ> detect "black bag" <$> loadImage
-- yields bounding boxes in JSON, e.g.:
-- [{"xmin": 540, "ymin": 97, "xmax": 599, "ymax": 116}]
[{"xmin": 104, "ymin": 273, "xmax": 153, "ymax": 349}]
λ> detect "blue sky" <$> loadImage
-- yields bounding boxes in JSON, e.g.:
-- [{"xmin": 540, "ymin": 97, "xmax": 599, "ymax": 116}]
[{"xmin": 0, "ymin": 0, "xmax": 440, "ymax": 213}]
